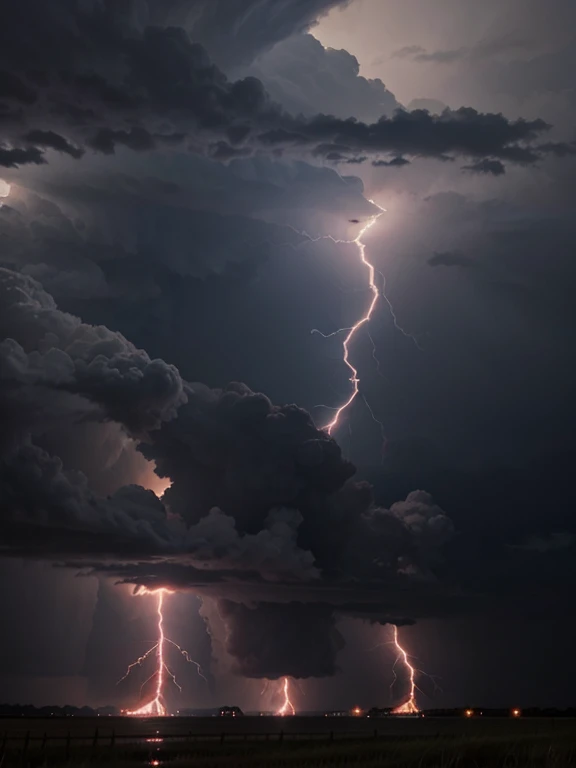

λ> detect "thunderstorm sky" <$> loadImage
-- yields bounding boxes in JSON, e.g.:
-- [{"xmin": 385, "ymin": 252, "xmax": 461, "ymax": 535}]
[{"xmin": 1, "ymin": 0, "xmax": 576, "ymax": 712}]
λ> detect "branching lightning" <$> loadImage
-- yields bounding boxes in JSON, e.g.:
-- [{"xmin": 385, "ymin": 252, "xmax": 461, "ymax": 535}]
[
  {"xmin": 118, "ymin": 205, "xmax": 421, "ymax": 716},
  {"xmin": 120, "ymin": 589, "xmax": 206, "ymax": 716},
  {"xmin": 316, "ymin": 203, "xmax": 385, "ymax": 435},
  {"xmin": 275, "ymin": 677, "xmax": 296, "ymax": 716},
  {"xmin": 304, "ymin": 201, "xmax": 420, "ymax": 436},
  {"xmin": 390, "ymin": 625, "xmax": 419, "ymax": 714}
]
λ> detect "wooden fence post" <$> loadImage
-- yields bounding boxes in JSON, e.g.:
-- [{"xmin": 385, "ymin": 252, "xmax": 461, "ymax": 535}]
[
  {"xmin": 279, "ymin": 730, "xmax": 284, "ymax": 744},
  {"xmin": 110, "ymin": 730, "xmax": 116, "ymax": 748},
  {"xmin": 220, "ymin": 732, "xmax": 225, "ymax": 744},
  {"xmin": 92, "ymin": 727, "xmax": 99, "ymax": 750},
  {"xmin": 65, "ymin": 731, "xmax": 71, "ymax": 762},
  {"xmin": 41, "ymin": 733, "xmax": 47, "ymax": 751},
  {"xmin": 329, "ymin": 730, "xmax": 334, "ymax": 742},
  {"xmin": 21, "ymin": 731, "xmax": 30, "ymax": 766}
]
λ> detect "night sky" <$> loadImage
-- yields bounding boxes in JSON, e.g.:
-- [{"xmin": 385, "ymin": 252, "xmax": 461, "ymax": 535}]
[{"xmin": 1, "ymin": 0, "xmax": 576, "ymax": 713}]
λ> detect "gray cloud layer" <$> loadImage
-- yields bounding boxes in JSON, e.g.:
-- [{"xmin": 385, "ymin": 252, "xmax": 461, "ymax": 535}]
[{"xmin": 0, "ymin": 0, "xmax": 565, "ymax": 172}]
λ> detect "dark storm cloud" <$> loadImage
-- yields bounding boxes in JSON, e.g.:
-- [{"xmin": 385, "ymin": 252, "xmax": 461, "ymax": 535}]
[
  {"xmin": 0, "ymin": 146, "xmax": 46, "ymax": 168},
  {"xmin": 23, "ymin": 130, "xmax": 84, "ymax": 159},
  {"xmin": 0, "ymin": 0, "xmax": 561, "ymax": 172},
  {"xmin": 406, "ymin": 98, "xmax": 448, "ymax": 114},
  {"xmin": 0, "ymin": 269, "xmax": 186, "ymax": 435},
  {"xmin": 0, "ymin": 267, "xmax": 189, "ymax": 557},
  {"xmin": 218, "ymin": 601, "xmax": 343, "ymax": 679},
  {"xmin": 0, "ymin": 167, "xmax": 318, "ymax": 306},
  {"xmin": 0, "ymin": 0, "xmax": 350, "ymax": 74},
  {"xmin": 257, "ymin": 108, "xmax": 552, "ymax": 165},
  {"xmin": 372, "ymin": 156, "xmax": 411, "ymax": 168},
  {"xmin": 86, "ymin": 128, "xmax": 158, "ymax": 155},
  {"xmin": 536, "ymin": 141, "xmax": 576, "ymax": 158},
  {"xmin": 0, "ymin": 268, "xmax": 459, "ymax": 677},
  {"xmin": 462, "ymin": 158, "xmax": 507, "ymax": 176},
  {"xmin": 137, "ymin": 380, "xmax": 354, "ymax": 534},
  {"xmin": 147, "ymin": 0, "xmax": 352, "ymax": 69}
]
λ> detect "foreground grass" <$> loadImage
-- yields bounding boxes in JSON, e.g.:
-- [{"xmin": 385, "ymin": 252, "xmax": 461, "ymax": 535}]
[{"xmin": 2, "ymin": 731, "xmax": 576, "ymax": 768}]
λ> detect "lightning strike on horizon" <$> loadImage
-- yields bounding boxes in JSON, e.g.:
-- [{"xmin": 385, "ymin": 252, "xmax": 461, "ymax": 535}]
[
  {"xmin": 121, "ymin": 589, "xmax": 205, "ymax": 716},
  {"xmin": 390, "ymin": 625, "xmax": 420, "ymax": 714},
  {"xmin": 275, "ymin": 677, "xmax": 296, "ymax": 716}
]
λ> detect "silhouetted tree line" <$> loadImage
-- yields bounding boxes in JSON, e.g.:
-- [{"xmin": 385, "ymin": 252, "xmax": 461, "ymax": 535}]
[{"xmin": 0, "ymin": 704, "xmax": 118, "ymax": 717}]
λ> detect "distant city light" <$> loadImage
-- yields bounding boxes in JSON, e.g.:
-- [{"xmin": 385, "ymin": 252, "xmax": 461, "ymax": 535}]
[{"xmin": 465, "ymin": 709, "xmax": 474, "ymax": 717}]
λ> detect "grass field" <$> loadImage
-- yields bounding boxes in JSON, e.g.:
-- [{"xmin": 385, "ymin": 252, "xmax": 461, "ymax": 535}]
[{"xmin": 1, "ymin": 716, "xmax": 575, "ymax": 767}]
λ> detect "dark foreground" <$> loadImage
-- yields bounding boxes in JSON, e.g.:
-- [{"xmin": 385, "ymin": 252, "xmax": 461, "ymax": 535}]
[{"xmin": 1, "ymin": 716, "xmax": 575, "ymax": 767}]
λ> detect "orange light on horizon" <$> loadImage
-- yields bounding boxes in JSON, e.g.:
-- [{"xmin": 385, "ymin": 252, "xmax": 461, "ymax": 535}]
[
  {"xmin": 465, "ymin": 709, "xmax": 474, "ymax": 718},
  {"xmin": 512, "ymin": 708, "xmax": 521, "ymax": 718}
]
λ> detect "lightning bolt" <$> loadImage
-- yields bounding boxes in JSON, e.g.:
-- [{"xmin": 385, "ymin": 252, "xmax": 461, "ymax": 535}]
[
  {"xmin": 120, "ymin": 589, "xmax": 206, "ymax": 716},
  {"xmin": 275, "ymin": 677, "xmax": 296, "ymax": 716},
  {"xmin": 312, "ymin": 203, "xmax": 384, "ymax": 435},
  {"xmin": 305, "ymin": 201, "xmax": 420, "ymax": 436},
  {"xmin": 390, "ymin": 625, "xmax": 419, "ymax": 714}
]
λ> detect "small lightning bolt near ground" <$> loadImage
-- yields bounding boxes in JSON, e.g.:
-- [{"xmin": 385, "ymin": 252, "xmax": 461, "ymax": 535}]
[
  {"xmin": 120, "ymin": 588, "xmax": 206, "ymax": 716},
  {"xmin": 275, "ymin": 677, "xmax": 296, "ymax": 716},
  {"xmin": 390, "ymin": 625, "xmax": 420, "ymax": 714}
]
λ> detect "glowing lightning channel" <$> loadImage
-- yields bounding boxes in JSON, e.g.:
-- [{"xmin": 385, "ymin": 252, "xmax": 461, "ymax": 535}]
[
  {"xmin": 121, "ymin": 589, "xmax": 205, "ymax": 716},
  {"xmin": 275, "ymin": 677, "xmax": 296, "ymax": 716},
  {"xmin": 390, "ymin": 625, "xmax": 419, "ymax": 714},
  {"xmin": 320, "ymin": 203, "xmax": 385, "ymax": 435},
  {"xmin": 305, "ymin": 202, "xmax": 419, "ymax": 435}
]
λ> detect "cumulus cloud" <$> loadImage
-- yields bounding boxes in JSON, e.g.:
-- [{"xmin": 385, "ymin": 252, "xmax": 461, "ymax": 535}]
[
  {"xmin": 242, "ymin": 33, "xmax": 400, "ymax": 123},
  {"xmin": 0, "ymin": 269, "xmax": 186, "ymax": 435},
  {"xmin": 0, "ymin": 268, "xmax": 456, "ymax": 677}
]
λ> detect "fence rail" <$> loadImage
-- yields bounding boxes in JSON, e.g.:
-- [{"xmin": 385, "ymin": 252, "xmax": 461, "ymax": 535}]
[
  {"xmin": 0, "ymin": 726, "xmax": 396, "ymax": 760},
  {"xmin": 1, "ymin": 728, "xmax": 385, "ymax": 743}
]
